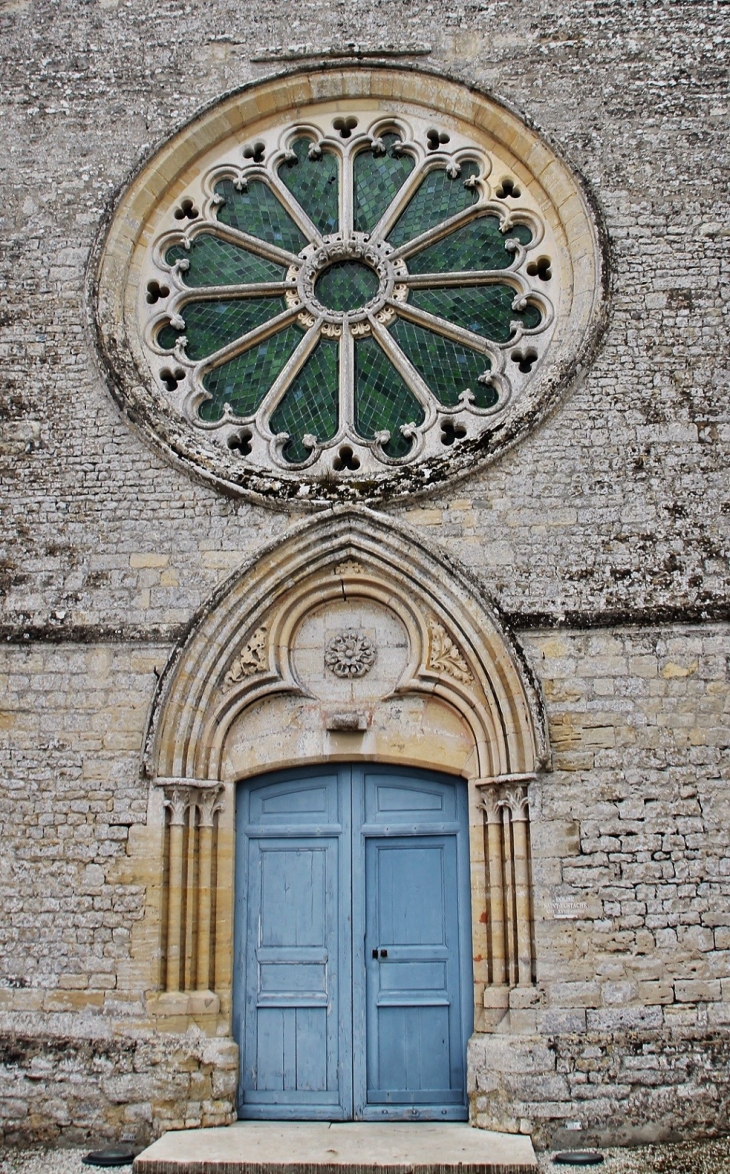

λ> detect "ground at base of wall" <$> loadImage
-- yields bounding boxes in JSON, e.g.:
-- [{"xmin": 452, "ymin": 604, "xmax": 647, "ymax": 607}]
[
  {"xmin": 536, "ymin": 1138, "xmax": 730, "ymax": 1173},
  {"xmin": 0, "ymin": 1139, "xmax": 729, "ymax": 1174}
]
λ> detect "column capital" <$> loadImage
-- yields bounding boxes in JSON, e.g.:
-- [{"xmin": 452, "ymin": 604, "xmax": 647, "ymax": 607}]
[
  {"xmin": 198, "ymin": 785, "xmax": 224, "ymax": 828},
  {"xmin": 500, "ymin": 783, "xmax": 530, "ymax": 821},
  {"xmin": 163, "ymin": 785, "xmax": 194, "ymax": 826}
]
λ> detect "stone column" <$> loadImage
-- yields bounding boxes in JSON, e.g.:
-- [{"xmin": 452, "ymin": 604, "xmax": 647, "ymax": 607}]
[
  {"xmin": 477, "ymin": 773, "xmax": 536, "ymax": 994},
  {"xmin": 196, "ymin": 786, "xmax": 224, "ymax": 992},
  {"xmin": 503, "ymin": 784, "xmax": 533, "ymax": 987},
  {"xmin": 481, "ymin": 788, "xmax": 507, "ymax": 988},
  {"xmin": 162, "ymin": 786, "xmax": 191, "ymax": 993},
  {"xmin": 160, "ymin": 778, "xmax": 224, "ymax": 995}
]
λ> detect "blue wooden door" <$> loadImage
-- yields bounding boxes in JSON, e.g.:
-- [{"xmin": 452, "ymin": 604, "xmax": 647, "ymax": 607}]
[
  {"xmin": 235, "ymin": 767, "xmax": 352, "ymax": 1119},
  {"xmin": 235, "ymin": 765, "xmax": 471, "ymax": 1121},
  {"xmin": 353, "ymin": 767, "xmax": 472, "ymax": 1120}
]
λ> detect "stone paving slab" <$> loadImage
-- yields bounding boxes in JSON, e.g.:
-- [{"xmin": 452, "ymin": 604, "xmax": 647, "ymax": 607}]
[{"xmin": 133, "ymin": 1122, "xmax": 537, "ymax": 1174}]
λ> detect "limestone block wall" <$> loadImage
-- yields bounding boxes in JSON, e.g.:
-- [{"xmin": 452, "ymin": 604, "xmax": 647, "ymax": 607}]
[
  {"xmin": 0, "ymin": 0, "xmax": 728, "ymax": 1152},
  {"xmin": 470, "ymin": 626, "xmax": 730, "ymax": 1147},
  {"xmin": 0, "ymin": 626, "xmax": 727, "ymax": 1145}
]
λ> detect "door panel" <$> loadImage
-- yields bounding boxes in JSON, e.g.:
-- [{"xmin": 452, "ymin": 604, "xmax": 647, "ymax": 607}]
[
  {"xmin": 362, "ymin": 835, "xmax": 464, "ymax": 1113},
  {"xmin": 236, "ymin": 768, "xmax": 350, "ymax": 1118},
  {"xmin": 235, "ymin": 764, "xmax": 471, "ymax": 1122}
]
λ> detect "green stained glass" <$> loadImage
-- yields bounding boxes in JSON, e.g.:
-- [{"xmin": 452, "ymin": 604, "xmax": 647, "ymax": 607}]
[
  {"xmin": 215, "ymin": 178, "xmax": 307, "ymax": 253},
  {"xmin": 180, "ymin": 298, "xmax": 286, "ymax": 361},
  {"xmin": 270, "ymin": 338, "xmax": 339, "ymax": 463},
  {"xmin": 157, "ymin": 323, "xmax": 179, "ymax": 351},
  {"xmin": 279, "ymin": 137, "xmax": 339, "ymax": 236},
  {"xmin": 408, "ymin": 217, "xmax": 531, "ymax": 274},
  {"xmin": 355, "ymin": 336, "xmax": 424, "ymax": 458},
  {"xmin": 410, "ymin": 285, "xmax": 541, "ymax": 343},
  {"xmin": 165, "ymin": 234, "xmax": 285, "ymax": 287},
  {"xmin": 387, "ymin": 161, "xmax": 480, "ymax": 249},
  {"xmin": 353, "ymin": 133, "xmax": 415, "ymax": 233},
  {"xmin": 315, "ymin": 261, "xmax": 379, "ymax": 311},
  {"xmin": 200, "ymin": 325, "xmax": 302, "ymax": 422},
  {"xmin": 390, "ymin": 318, "xmax": 497, "ymax": 409}
]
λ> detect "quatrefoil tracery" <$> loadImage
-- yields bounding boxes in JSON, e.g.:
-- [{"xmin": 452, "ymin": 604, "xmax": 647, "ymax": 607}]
[{"xmin": 143, "ymin": 114, "xmax": 555, "ymax": 476}]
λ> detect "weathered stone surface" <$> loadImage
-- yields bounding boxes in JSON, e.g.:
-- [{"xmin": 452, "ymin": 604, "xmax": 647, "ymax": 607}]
[{"xmin": 0, "ymin": 0, "xmax": 728, "ymax": 1153}]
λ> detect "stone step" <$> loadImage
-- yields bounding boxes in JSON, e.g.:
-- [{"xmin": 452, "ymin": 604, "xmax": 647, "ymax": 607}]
[{"xmin": 134, "ymin": 1121, "xmax": 537, "ymax": 1174}]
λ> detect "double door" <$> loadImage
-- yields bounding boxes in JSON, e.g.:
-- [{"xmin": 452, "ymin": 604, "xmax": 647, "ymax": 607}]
[{"xmin": 234, "ymin": 764, "xmax": 473, "ymax": 1120}]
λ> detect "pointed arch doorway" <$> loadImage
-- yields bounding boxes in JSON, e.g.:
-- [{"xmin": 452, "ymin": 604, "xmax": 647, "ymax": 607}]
[
  {"xmin": 235, "ymin": 762, "xmax": 473, "ymax": 1121},
  {"xmin": 144, "ymin": 507, "xmax": 549, "ymax": 1122}
]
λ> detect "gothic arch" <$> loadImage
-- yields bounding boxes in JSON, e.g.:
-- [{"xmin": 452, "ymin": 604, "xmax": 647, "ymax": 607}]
[{"xmin": 141, "ymin": 507, "xmax": 549, "ymax": 1023}]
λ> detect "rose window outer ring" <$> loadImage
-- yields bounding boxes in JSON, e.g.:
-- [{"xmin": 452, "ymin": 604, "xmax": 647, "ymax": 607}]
[{"xmin": 92, "ymin": 64, "xmax": 608, "ymax": 509}]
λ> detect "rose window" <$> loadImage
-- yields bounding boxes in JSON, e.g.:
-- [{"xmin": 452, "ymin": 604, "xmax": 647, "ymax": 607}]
[{"xmin": 97, "ymin": 70, "xmax": 604, "ymax": 503}]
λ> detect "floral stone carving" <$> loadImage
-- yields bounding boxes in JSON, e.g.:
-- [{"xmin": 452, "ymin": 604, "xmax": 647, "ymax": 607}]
[
  {"xmin": 427, "ymin": 619, "xmax": 473, "ymax": 684},
  {"xmin": 223, "ymin": 625, "xmax": 268, "ymax": 690},
  {"xmin": 324, "ymin": 629, "xmax": 376, "ymax": 678}
]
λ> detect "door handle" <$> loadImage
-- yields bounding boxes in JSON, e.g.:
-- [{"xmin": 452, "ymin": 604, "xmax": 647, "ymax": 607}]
[{"xmin": 372, "ymin": 948, "xmax": 388, "ymax": 959}]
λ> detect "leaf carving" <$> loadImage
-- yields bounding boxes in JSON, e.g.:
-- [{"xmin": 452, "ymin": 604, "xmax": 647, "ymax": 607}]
[
  {"xmin": 222, "ymin": 625, "xmax": 268, "ymax": 691},
  {"xmin": 427, "ymin": 619, "xmax": 473, "ymax": 684}
]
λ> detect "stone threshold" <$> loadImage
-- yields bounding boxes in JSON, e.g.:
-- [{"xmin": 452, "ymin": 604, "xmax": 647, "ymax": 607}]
[{"xmin": 134, "ymin": 1121, "xmax": 537, "ymax": 1174}]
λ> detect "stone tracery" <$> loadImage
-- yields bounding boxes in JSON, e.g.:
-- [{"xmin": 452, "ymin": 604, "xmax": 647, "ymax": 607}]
[
  {"xmin": 96, "ymin": 68, "xmax": 605, "ymax": 505},
  {"xmin": 144, "ymin": 116, "xmax": 553, "ymax": 477}
]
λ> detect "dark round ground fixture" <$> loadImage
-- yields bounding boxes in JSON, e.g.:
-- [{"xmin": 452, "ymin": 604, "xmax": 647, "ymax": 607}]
[
  {"xmin": 83, "ymin": 1147, "xmax": 137, "ymax": 1167},
  {"xmin": 553, "ymin": 1154, "xmax": 604, "ymax": 1166}
]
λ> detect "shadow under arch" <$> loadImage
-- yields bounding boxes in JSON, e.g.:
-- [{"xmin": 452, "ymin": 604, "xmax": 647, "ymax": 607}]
[{"xmin": 142, "ymin": 506, "xmax": 549, "ymax": 1027}]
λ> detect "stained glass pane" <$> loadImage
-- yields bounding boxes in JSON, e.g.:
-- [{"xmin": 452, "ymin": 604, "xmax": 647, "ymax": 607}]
[
  {"xmin": 200, "ymin": 325, "xmax": 302, "ymax": 422},
  {"xmin": 390, "ymin": 318, "xmax": 497, "ymax": 409},
  {"xmin": 407, "ymin": 217, "xmax": 531, "ymax": 274},
  {"xmin": 410, "ymin": 285, "xmax": 541, "ymax": 343},
  {"xmin": 315, "ymin": 261, "xmax": 379, "ymax": 311},
  {"xmin": 269, "ymin": 338, "xmax": 339, "ymax": 462},
  {"xmin": 355, "ymin": 336, "xmax": 424, "ymax": 458},
  {"xmin": 279, "ymin": 137, "xmax": 339, "ymax": 236},
  {"xmin": 387, "ymin": 161, "xmax": 479, "ymax": 248},
  {"xmin": 179, "ymin": 298, "xmax": 286, "ymax": 361},
  {"xmin": 353, "ymin": 133, "xmax": 415, "ymax": 233},
  {"xmin": 215, "ymin": 178, "xmax": 307, "ymax": 253},
  {"xmin": 157, "ymin": 323, "xmax": 179, "ymax": 351},
  {"xmin": 165, "ymin": 234, "xmax": 285, "ymax": 287}
]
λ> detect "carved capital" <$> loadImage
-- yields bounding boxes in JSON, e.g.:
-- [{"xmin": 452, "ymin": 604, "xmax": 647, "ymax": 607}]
[
  {"xmin": 500, "ymin": 783, "xmax": 530, "ymax": 821},
  {"xmin": 163, "ymin": 785, "xmax": 194, "ymax": 827},
  {"xmin": 480, "ymin": 788, "xmax": 503, "ymax": 824},
  {"xmin": 479, "ymin": 779, "xmax": 531, "ymax": 823},
  {"xmin": 197, "ymin": 785, "xmax": 224, "ymax": 828}
]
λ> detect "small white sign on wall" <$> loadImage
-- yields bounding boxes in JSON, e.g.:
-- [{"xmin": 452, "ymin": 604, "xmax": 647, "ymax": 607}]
[{"xmin": 552, "ymin": 896, "xmax": 589, "ymax": 919}]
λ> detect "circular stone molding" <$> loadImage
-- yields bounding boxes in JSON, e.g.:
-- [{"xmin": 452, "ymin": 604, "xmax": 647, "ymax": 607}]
[{"xmin": 93, "ymin": 64, "xmax": 607, "ymax": 507}]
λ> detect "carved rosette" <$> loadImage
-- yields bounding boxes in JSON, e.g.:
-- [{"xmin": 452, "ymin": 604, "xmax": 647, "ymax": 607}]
[{"xmin": 324, "ymin": 628, "xmax": 376, "ymax": 678}]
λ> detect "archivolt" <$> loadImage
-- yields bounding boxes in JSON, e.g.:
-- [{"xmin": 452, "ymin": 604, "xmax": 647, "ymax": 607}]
[{"xmin": 144, "ymin": 506, "xmax": 548, "ymax": 784}]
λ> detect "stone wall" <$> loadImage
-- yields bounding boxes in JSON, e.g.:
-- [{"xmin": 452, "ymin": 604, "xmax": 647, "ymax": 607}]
[
  {"xmin": 0, "ymin": 0, "xmax": 727, "ymax": 636},
  {"xmin": 0, "ymin": 0, "xmax": 728, "ymax": 1152},
  {"xmin": 470, "ymin": 625, "xmax": 730, "ymax": 1147},
  {"xmin": 0, "ymin": 1028, "xmax": 236, "ymax": 1147}
]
